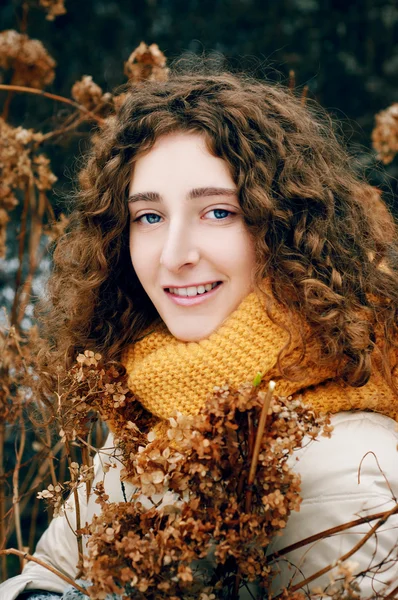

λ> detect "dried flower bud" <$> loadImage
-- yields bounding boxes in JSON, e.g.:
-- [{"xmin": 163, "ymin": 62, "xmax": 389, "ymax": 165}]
[
  {"xmin": 372, "ymin": 103, "xmax": 398, "ymax": 164},
  {"xmin": 124, "ymin": 42, "xmax": 169, "ymax": 83},
  {"xmin": 71, "ymin": 75, "xmax": 105, "ymax": 111},
  {"xmin": 0, "ymin": 30, "xmax": 56, "ymax": 89},
  {"xmin": 39, "ymin": 0, "xmax": 67, "ymax": 21}
]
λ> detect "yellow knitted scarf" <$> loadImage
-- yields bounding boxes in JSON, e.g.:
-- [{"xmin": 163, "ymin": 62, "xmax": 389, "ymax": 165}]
[{"xmin": 122, "ymin": 290, "xmax": 398, "ymax": 422}]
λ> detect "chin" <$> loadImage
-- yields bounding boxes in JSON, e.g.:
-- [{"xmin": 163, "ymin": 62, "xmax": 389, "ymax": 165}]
[{"xmin": 167, "ymin": 323, "xmax": 218, "ymax": 343}]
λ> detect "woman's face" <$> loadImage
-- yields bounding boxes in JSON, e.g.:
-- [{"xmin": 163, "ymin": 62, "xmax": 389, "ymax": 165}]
[{"xmin": 128, "ymin": 132, "xmax": 256, "ymax": 342}]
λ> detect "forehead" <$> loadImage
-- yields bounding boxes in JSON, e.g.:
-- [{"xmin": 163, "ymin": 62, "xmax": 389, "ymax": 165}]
[{"xmin": 129, "ymin": 132, "xmax": 235, "ymax": 195}]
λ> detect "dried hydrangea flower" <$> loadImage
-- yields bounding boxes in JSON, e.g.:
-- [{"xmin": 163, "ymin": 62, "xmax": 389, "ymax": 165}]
[
  {"xmin": 82, "ymin": 379, "xmax": 331, "ymax": 599},
  {"xmin": 39, "ymin": 0, "xmax": 67, "ymax": 21},
  {"xmin": 0, "ymin": 30, "xmax": 56, "ymax": 89},
  {"xmin": 372, "ymin": 102, "xmax": 398, "ymax": 164},
  {"xmin": 0, "ymin": 117, "xmax": 54, "ymax": 257},
  {"xmin": 124, "ymin": 42, "xmax": 169, "ymax": 83},
  {"xmin": 71, "ymin": 75, "xmax": 107, "ymax": 111}
]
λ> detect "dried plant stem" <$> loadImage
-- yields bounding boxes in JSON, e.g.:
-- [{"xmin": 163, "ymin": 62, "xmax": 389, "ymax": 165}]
[
  {"xmin": 6, "ymin": 439, "xmax": 64, "ymax": 541},
  {"xmin": 8, "ymin": 326, "xmax": 28, "ymax": 373},
  {"xmin": 17, "ymin": 189, "xmax": 45, "ymax": 324},
  {"xmin": 28, "ymin": 495, "xmax": 40, "ymax": 555},
  {"xmin": 274, "ymin": 502, "xmax": 398, "ymax": 596},
  {"xmin": 385, "ymin": 583, "xmax": 398, "ymax": 599},
  {"xmin": 0, "ymin": 84, "xmax": 104, "ymax": 124},
  {"xmin": 268, "ymin": 506, "xmax": 398, "ymax": 561},
  {"xmin": 11, "ymin": 180, "xmax": 30, "ymax": 325},
  {"xmin": 0, "ymin": 549, "xmax": 89, "ymax": 595},
  {"xmin": 234, "ymin": 382, "xmax": 275, "ymax": 599},
  {"xmin": 245, "ymin": 380, "xmax": 275, "ymax": 513},
  {"xmin": 1, "ymin": 88, "xmax": 14, "ymax": 121},
  {"xmin": 82, "ymin": 434, "xmax": 92, "ymax": 501},
  {"xmin": 19, "ymin": 1, "xmax": 29, "ymax": 34},
  {"xmin": 12, "ymin": 420, "xmax": 26, "ymax": 561},
  {"xmin": 63, "ymin": 438, "xmax": 83, "ymax": 569},
  {"xmin": 41, "ymin": 113, "xmax": 90, "ymax": 142},
  {"xmin": 72, "ymin": 486, "xmax": 83, "ymax": 568},
  {"xmin": 0, "ymin": 422, "xmax": 6, "ymax": 580},
  {"xmin": 32, "ymin": 400, "xmax": 59, "ymax": 488},
  {"xmin": 301, "ymin": 85, "xmax": 309, "ymax": 106},
  {"xmin": 1, "ymin": 70, "xmax": 19, "ymax": 121}
]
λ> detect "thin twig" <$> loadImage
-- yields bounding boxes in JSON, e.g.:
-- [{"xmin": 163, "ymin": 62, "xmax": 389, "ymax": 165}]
[
  {"xmin": 1, "ymin": 70, "xmax": 18, "ymax": 121},
  {"xmin": 40, "ymin": 113, "xmax": 90, "ymax": 142},
  {"xmin": 11, "ymin": 180, "xmax": 30, "ymax": 325},
  {"xmin": 358, "ymin": 451, "xmax": 397, "ymax": 503},
  {"xmin": 234, "ymin": 382, "xmax": 275, "ymax": 599},
  {"xmin": 245, "ymin": 380, "xmax": 275, "ymax": 513},
  {"xmin": 288, "ymin": 70, "xmax": 295, "ymax": 91},
  {"xmin": 64, "ymin": 439, "xmax": 83, "ymax": 570},
  {"xmin": 12, "ymin": 420, "xmax": 26, "ymax": 562},
  {"xmin": 0, "ymin": 549, "xmax": 89, "ymax": 595},
  {"xmin": 267, "ymin": 507, "xmax": 398, "ymax": 561},
  {"xmin": 300, "ymin": 85, "xmax": 309, "ymax": 106},
  {"xmin": 28, "ymin": 495, "xmax": 40, "ymax": 555},
  {"xmin": 8, "ymin": 326, "xmax": 28, "ymax": 373},
  {"xmin": 6, "ymin": 439, "xmax": 64, "ymax": 540},
  {"xmin": 0, "ymin": 422, "xmax": 6, "ymax": 581},
  {"xmin": 274, "ymin": 503, "xmax": 398, "ymax": 596},
  {"xmin": 17, "ymin": 188, "xmax": 45, "ymax": 324},
  {"xmin": 0, "ymin": 84, "xmax": 105, "ymax": 124},
  {"xmin": 385, "ymin": 583, "xmax": 398, "ymax": 599}
]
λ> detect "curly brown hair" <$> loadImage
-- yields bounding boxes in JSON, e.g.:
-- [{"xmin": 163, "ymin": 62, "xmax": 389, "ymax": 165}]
[{"xmin": 40, "ymin": 69, "xmax": 398, "ymax": 390}]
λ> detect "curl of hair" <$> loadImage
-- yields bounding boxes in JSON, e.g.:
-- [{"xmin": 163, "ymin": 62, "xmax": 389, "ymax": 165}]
[{"xmin": 38, "ymin": 66, "xmax": 398, "ymax": 390}]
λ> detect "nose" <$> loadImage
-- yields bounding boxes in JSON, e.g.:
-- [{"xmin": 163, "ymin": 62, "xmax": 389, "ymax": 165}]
[{"xmin": 159, "ymin": 221, "xmax": 200, "ymax": 272}]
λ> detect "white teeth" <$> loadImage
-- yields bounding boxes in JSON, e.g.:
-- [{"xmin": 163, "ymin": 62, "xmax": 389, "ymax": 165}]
[
  {"xmin": 187, "ymin": 286, "xmax": 198, "ymax": 297},
  {"xmin": 169, "ymin": 282, "xmax": 220, "ymax": 296}
]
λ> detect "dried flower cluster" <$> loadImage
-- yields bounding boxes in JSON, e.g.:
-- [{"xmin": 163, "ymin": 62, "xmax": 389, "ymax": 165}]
[
  {"xmin": 0, "ymin": 117, "xmax": 56, "ymax": 257},
  {"xmin": 0, "ymin": 322, "xmax": 43, "ymax": 425},
  {"xmin": 51, "ymin": 350, "xmax": 151, "ymax": 444},
  {"xmin": 81, "ymin": 378, "xmax": 331, "ymax": 599},
  {"xmin": 71, "ymin": 76, "xmax": 112, "ymax": 112},
  {"xmin": 39, "ymin": 0, "xmax": 67, "ymax": 21},
  {"xmin": 371, "ymin": 102, "xmax": 398, "ymax": 164},
  {"xmin": 312, "ymin": 560, "xmax": 361, "ymax": 599},
  {"xmin": 124, "ymin": 42, "xmax": 169, "ymax": 83},
  {"xmin": 26, "ymin": 353, "xmax": 398, "ymax": 599},
  {"xmin": 0, "ymin": 30, "xmax": 56, "ymax": 89}
]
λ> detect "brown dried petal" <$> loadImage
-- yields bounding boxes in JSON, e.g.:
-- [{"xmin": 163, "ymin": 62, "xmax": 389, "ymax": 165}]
[
  {"xmin": 124, "ymin": 42, "xmax": 169, "ymax": 83},
  {"xmin": 0, "ymin": 30, "xmax": 56, "ymax": 89}
]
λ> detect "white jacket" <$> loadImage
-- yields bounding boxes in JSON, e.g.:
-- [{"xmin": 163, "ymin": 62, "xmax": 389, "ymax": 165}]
[{"xmin": 1, "ymin": 412, "xmax": 398, "ymax": 599}]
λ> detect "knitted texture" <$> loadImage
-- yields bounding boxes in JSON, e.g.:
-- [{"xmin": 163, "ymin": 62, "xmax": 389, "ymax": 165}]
[{"xmin": 122, "ymin": 290, "xmax": 398, "ymax": 422}]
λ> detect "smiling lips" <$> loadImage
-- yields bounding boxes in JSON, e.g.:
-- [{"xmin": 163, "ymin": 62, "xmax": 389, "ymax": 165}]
[
  {"xmin": 166, "ymin": 282, "xmax": 220, "ymax": 297},
  {"xmin": 164, "ymin": 282, "xmax": 223, "ymax": 305}
]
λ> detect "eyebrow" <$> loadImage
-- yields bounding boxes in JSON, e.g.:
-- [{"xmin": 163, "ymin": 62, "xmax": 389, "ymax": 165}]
[{"xmin": 127, "ymin": 186, "xmax": 238, "ymax": 203}]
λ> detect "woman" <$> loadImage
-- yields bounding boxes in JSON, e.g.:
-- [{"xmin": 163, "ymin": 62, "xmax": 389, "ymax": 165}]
[{"xmin": 2, "ymin": 69, "xmax": 398, "ymax": 599}]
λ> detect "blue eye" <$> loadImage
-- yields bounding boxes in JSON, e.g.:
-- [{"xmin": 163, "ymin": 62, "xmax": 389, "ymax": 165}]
[
  {"xmin": 135, "ymin": 213, "xmax": 162, "ymax": 225},
  {"xmin": 208, "ymin": 209, "xmax": 232, "ymax": 220}
]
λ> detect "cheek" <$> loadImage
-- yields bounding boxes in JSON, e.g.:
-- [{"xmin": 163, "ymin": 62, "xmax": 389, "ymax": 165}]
[
  {"xmin": 214, "ymin": 237, "xmax": 256, "ymax": 279},
  {"xmin": 129, "ymin": 230, "xmax": 153, "ymax": 282},
  {"xmin": 232, "ymin": 230, "xmax": 257, "ymax": 270}
]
